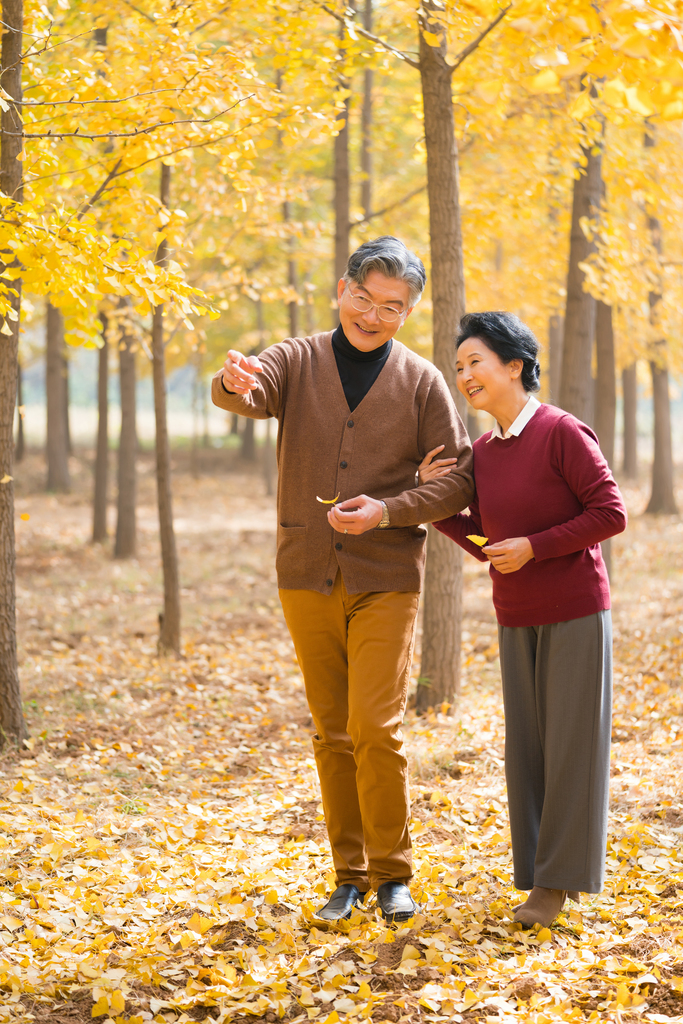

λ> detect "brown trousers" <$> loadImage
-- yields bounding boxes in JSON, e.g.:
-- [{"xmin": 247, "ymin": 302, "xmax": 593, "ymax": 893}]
[{"xmin": 279, "ymin": 575, "xmax": 419, "ymax": 891}]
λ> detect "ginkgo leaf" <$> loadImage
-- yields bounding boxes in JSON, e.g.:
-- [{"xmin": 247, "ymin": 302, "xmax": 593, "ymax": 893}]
[
  {"xmin": 316, "ymin": 493, "xmax": 340, "ymax": 504},
  {"xmin": 422, "ymin": 30, "xmax": 442, "ymax": 47},
  {"xmin": 466, "ymin": 535, "xmax": 489, "ymax": 547},
  {"xmin": 528, "ymin": 69, "xmax": 560, "ymax": 94}
]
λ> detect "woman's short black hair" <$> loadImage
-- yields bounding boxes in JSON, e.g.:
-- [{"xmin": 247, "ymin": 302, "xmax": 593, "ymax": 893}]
[{"xmin": 457, "ymin": 311, "xmax": 541, "ymax": 393}]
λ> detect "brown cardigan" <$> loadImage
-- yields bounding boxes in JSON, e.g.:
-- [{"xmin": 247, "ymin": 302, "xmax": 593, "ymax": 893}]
[{"xmin": 211, "ymin": 331, "xmax": 474, "ymax": 594}]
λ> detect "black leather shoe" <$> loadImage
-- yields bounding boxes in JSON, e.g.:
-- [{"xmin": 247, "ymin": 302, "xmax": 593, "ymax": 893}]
[
  {"xmin": 376, "ymin": 881, "xmax": 417, "ymax": 923},
  {"xmin": 315, "ymin": 884, "xmax": 367, "ymax": 922}
]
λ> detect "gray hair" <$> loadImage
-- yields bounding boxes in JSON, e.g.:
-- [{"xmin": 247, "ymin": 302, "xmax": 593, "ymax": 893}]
[{"xmin": 343, "ymin": 236, "xmax": 426, "ymax": 306}]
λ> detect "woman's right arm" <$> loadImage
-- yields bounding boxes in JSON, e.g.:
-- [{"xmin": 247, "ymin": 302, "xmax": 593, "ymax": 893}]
[
  {"xmin": 419, "ymin": 445, "xmax": 488, "ymax": 561},
  {"xmin": 433, "ymin": 501, "xmax": 489, "ymax": 563}
]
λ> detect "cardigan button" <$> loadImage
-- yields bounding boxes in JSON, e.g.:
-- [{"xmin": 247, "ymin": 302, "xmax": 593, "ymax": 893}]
[
  {"xmin": 340, "ymin": 460, "xmax": 347, "ymax": 469},
  {"xmin": 347, "ymin": 419, "xmax": 354, "ymax": 427},
  {"xmin": 326, "ymin": 578, "xmax": 333, "ymax": 587},
  {"xmin": 335, "ymin": 542, "xmax": 342, "ymax": 551}
]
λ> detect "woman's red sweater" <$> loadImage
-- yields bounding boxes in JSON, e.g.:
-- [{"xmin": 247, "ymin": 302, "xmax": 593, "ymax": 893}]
[{"xmin": 434, "ymin": 403, "xmax": 628, "ymax": 627}]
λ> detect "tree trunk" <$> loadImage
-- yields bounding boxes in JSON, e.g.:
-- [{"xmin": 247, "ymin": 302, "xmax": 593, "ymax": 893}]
[
  {"xmin": 594, "ymin": 300, "xmax": 616, "ymax": 577},
  {"xmin": 263, "ymin": 417, "xmax": 275, "ymax": 497},
  {"xmin": 191, "ymin": 347, "xmax": 200, "ymax": 478},
  {"xmin": 284, "ymin": 199, "xmax": 300, "ymax": 338},
  {"xmin": 15, "ymin": 358, "xmax": 24, "ymax": 461},
  {"xmin": 63, "ymin": 348, "xmax": 71, "ymax": 455},
  {"xmin": 646, "ymin": 355, "xmax": 677, "ymax": 513},
  {"xmin": 467, "ymin": 409, "xmax": 481, "ymax": 442},
  {"xmin": 644, "ymin": 128, "xmax": 677, "ymax": 515},
  {"xmin": 91, "ymin": 312, "xmax": 109, "ymax": 542},
  {"xmin": 594, "ymin": 301, "xmax": 616, "ymax": 468},
  {"xmin": 360, "ymin": 0, "xmax": 373, "ymax": 220},
  {"xmin": 151, "ymin": 162, "xmax": 181, "ymax": 655},
  {"xmin": 275, "ymin": 70, "xmax": 300, "ymax": 339},
  {"xmin": 622, "ymin": 363, "xmax": 637, "ymax": 478},
  {"xmin": 241, "ymin": 417, "xmax": 255, "ymax": 461},
  {"xmin": 114, "ymin": 301, "xmax": 137, "ymax": 558},
  {"xmin": 333, "ymin": 19, "xmax": 351, "ymax": 294},
  {"xmin": 201, "ymin": 354, "xmax": 210, "ymax": 448},
  {"xmin": 416, "ymin": 3, "xmax": 467, "ymax": 713},
  {"xmin": 559, "ymin": 146, "xmax": 602, "ymax": 422},
  {"xmin": 548, "ymin": 313, "xmax": 563, "ymax": 404},
  {"xmin": 46, "ymin": 302, "xmax": 71, "ymax": 492},
  {"xmin": 0, "ymin": 0, "xmax": 27, "ymax": 744}
]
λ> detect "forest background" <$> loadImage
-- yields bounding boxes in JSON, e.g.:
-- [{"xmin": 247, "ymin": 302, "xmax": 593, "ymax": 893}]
[{"xmin": 2, "ymin": 1, "xmax": 683, "ymax": 1023}]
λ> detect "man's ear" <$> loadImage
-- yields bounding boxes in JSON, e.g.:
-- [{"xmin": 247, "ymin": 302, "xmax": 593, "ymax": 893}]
[
  {"xmin": 404, "ymin": 306, "xmax": 415, "ymax": 321},
  {"xmin": 337, "ymin": 278, "xmax": 346, "ymax": 304}
]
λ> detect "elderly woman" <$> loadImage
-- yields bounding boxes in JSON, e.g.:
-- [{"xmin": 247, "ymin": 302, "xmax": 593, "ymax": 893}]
[{"xmin": 422, "ymin": 311, "xmax": 627, "ymax": 927}]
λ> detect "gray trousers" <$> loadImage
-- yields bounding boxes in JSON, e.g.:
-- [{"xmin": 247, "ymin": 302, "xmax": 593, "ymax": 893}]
[{"xmin": 498, "ymin": 610, "xmax": 612, "ymax": 894}]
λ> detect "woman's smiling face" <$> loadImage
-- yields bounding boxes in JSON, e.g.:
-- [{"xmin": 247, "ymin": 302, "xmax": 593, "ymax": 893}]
[{"xmin": 456, "ymin": 336, "xmax": 524, "ymax": 413}]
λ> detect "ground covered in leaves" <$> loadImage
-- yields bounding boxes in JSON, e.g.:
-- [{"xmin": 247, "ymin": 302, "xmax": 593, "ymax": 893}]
[{"xmin": 2, "ymin": 451, "xmax": 683, "ymax": 1024}]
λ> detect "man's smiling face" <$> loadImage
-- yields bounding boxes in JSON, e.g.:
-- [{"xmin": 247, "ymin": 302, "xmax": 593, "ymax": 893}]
[{"xmin": 337, "ymin": 269, "xmax": 413, "ymax": 352}]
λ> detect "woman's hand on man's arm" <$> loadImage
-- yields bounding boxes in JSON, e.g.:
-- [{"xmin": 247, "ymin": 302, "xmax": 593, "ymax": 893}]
[
  {"xmin": 418, "ymin": 445, "xmax": 458, "ymax": 485},
  {"xmin": 483, "ymin": 537, "xmax": 534, "ymax": 574}
]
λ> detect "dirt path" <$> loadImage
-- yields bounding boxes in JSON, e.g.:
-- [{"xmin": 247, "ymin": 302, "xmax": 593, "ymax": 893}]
[{"xmin": 1, "ymin": 453, "xmax": 682, "ymax": 1023}]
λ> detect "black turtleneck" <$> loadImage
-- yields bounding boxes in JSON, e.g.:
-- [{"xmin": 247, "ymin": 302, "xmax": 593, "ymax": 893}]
[{"xmin": 331, "ymin": 324, "xmax": 392, "ymax": 412}]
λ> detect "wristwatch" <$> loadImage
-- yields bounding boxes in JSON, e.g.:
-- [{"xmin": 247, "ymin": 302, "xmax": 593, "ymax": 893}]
[{"xmin": 377, "ymin": 500, "xmax": 390, "ymax": 529}]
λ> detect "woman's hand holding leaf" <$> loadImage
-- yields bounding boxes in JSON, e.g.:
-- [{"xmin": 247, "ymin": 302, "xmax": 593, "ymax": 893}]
[{"xmin": 483, "ymin": 537, "xmax": 534, "ymax": 574}]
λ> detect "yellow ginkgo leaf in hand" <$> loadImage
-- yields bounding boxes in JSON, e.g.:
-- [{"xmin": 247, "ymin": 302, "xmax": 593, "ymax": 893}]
[
  {"xmin": 466, "ymin": 534, "xmax": 489, "ymax": 547},
  {"xmin": 316, "ymin": 493, "xmax": 340, "ymax": 504}
]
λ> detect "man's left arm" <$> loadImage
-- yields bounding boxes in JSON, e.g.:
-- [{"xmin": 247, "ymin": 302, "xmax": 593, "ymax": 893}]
[{"xmin": 327, "ymin": 375, "xmax": 474, "ymax": 535}]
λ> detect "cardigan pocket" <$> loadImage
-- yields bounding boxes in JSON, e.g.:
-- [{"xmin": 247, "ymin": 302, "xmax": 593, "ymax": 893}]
[{"xmin": 276, "ymin": 524, "xmax": 308, "ymax": 576}]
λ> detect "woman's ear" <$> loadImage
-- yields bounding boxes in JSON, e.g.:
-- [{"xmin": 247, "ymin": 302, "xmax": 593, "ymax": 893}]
[{"xmin": 508, "ymin": 358, "xmax": 524, "ymax": 381}]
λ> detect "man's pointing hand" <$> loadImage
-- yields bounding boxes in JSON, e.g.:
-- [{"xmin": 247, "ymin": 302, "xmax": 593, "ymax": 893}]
[
  {"xmin": 328, "ymin": 495, "xmax": 384, "ymax": 535},
  {"xmin": 222, "ymin": 350, "xmax": 263, "ymax": 395}
]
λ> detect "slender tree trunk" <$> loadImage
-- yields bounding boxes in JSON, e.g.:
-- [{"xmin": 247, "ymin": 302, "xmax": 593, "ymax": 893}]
[
  {"xmin": 644, "ymin": 128, "xmax": 677, "ymax": 514},
  {"xmin": 646, "ymin": 356, "xmax": 677, "ymax": 513},
  {"xmin": 264, "ymin": 417, "xmax": 275, "ymax": 497},
  {"xmin": 467, "ymin": 409, "xmax": 481, "ymax": 442},
  {"xmin": 284, "ymin": 200, "xmax": 300, "ymax": 338},
  {"xmin": 63, "ymin": 349, "xmax": 71, "ymax": 455},
  {"xmin": 360, "ymin": 0, "xmax": 373, "ymax": 220},
  {"xmin": 114, "ymin": 301, "xmax": 137, "ymax": 558},
  {"xmin": 275, "ymin": 70, "xmax": 300, "ymax": 339},
  {"xmin": 15, "ymin": 358, "xmax": 24, "ymax": 461},
  {"xmin": 594, "ymin": 300, "xmax": 616, "ymax": 577},
  {"xmin": 92, "ymin": 313, "xmax": 109, "ymax": 542},
  {"xmin": 191, "ymin": 348, "xmax": 199, "ymax": 478},
  {"xmin": 622, "ymin": 363, "xmax": 638, "ymax": 478},
  {"xmin": 559, "ymin": 146, "xmax": 602, "ymax": 421},
  {"xmin": 594, "ymin": 301, "xmax": 616, "ymax": 468},
  {"xmin": 151, "ymin": 163, "xmax": 181, "ymax": 654},
  {"xmin": 0, "ymin": 0, "xmax": 27, "ymax": 744},
  {"xmin": 230, "ymin": 412, "xmax": 239, "ymax": 436},
  {"xmin": 548, "ymin": 313, "xmax": 563, "ymax": 404},
  {"xmin": 201, "ymin": 354, "xmax": 210, "ymax": 448},
  {"xmin": 333, "ymin": 18, "xmax": 351, "ymax": 294},
  {"xmin": 416, "ymin": 3, "xmax": 467, "ymax": 713},
  {"xmin": 241, "ymin": 418, "xmax": 255, "ymax": 461},
  {"xmin": 46, "ymin": 302, "xmax": 70, "ymax": 492},
  {"xmin": 254, "ymin": 297, "xmax": 275, "ymax": 494}
]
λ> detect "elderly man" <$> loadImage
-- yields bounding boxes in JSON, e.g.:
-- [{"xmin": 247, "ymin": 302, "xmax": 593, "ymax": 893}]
[{"xmin": 212, "ymin": 236, "xmax": 473, "ymax": 922}]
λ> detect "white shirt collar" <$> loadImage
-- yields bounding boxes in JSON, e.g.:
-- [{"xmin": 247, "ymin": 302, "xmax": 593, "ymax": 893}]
[{"xmin": 487, "ymin": 395, "xmax": 541, "ymax": 441}]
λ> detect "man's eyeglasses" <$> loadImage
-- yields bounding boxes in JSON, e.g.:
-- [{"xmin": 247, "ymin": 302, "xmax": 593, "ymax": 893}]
[{"xmin": 347, "ymin": 289, "xmax": 406, "ymax": 324}]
